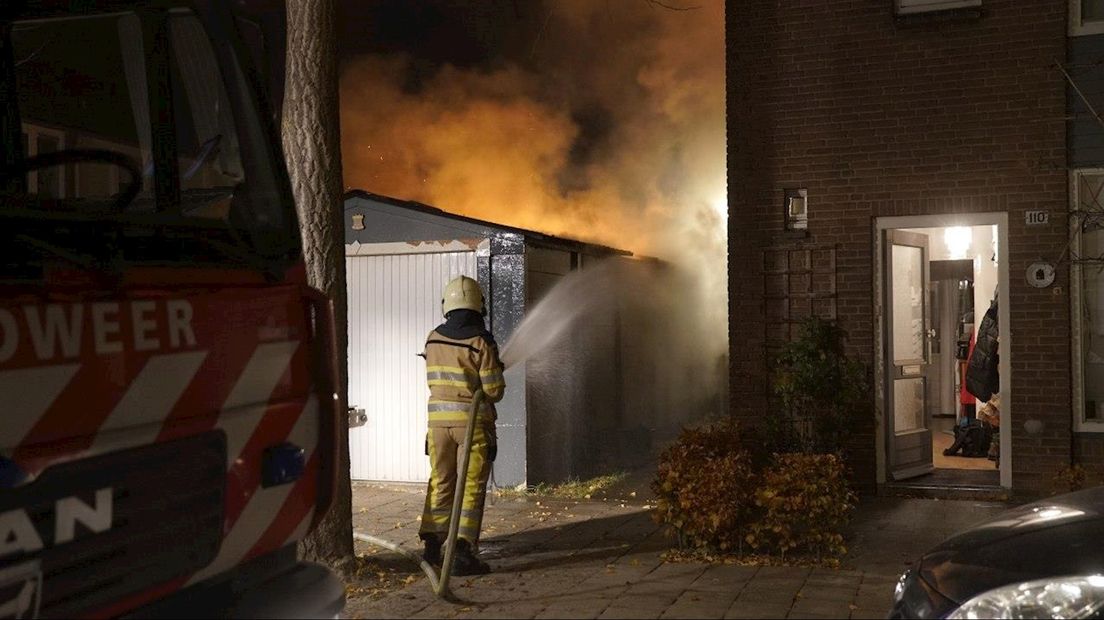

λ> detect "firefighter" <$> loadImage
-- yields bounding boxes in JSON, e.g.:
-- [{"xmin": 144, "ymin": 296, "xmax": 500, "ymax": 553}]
[{"xmin": 419, "ymin": 276, "xmax": 505, "ymax": 575}]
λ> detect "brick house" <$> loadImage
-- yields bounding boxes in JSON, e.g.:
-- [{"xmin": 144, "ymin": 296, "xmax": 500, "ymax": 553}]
[{"xmin": 727, "ymin": 0, "xmax": 1104, "ymax": 494}]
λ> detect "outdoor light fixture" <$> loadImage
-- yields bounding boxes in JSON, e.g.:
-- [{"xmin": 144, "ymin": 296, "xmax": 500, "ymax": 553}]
[
  {"xmin": 712, "ymin": 194, "xmax": 727, "ymax": 220},
  {"xmin": 944, "ymin": 226, "xmax": 972, "ymax": 259},
  {"xmin": 352, "ymin": 213, "xmax": 365, "ymax": 231},
  {"xmin": 784, "ymin": 188, "xmax": 808, "ymax": 231}
]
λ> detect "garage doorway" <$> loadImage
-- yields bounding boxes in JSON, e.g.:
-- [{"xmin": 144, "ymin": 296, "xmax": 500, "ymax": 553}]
[
  {"xmin": 346, "ymin": 250, "xmax": 478, "ymax": 482},
  {"xmin": 875, "ymin": 214, "xmax": 1011, "ymax": 490}
]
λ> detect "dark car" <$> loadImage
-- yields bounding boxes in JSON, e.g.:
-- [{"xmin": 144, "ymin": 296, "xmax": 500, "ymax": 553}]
[{"xmin": 889, "ymin": 486, "xmax": 1104, "ymax": 619}]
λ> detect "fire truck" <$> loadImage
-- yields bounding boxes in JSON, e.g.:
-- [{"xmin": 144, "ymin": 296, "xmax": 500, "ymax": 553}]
[{"xmin": 0, "ymin": 1, "xmax": 346, "ymax": 617}]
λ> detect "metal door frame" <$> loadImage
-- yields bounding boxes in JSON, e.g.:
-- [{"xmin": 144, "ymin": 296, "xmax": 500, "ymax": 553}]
[
  {"xmin": 344, "ymin": 246, "xmax": 481, "ymax": 483},
  {"xmin": 874, "ymin": 213, "xmax": 1011, "ymax": 489}
]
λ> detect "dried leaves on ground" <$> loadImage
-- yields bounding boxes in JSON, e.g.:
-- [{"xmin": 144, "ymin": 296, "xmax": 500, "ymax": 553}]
[
  {"xmin": 344, "ymin": 553, "xmax": 422, "ymax": 601},
  {"xmin": 660, "ymin": 548, "xmax": 842, "ymax": 569},
  {"xmin": 494, "ymin": 471, "xmax": 633, "ymax": 501}
]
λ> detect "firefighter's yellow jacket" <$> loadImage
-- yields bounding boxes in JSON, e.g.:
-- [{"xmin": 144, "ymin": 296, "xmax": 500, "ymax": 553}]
[{"xmin": 423, "ymin": 323, "xmax": 505, "ymax": 427}]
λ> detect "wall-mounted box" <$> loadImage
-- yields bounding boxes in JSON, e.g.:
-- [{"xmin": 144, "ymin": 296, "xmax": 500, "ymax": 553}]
[{"xmin": 784, "ymin": 188, "xmax": 808, "ymax": 231}]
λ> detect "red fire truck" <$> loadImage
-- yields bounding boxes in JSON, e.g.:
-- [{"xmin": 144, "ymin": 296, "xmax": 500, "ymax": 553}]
[{"xmin": 0, "ymin": 1, "xmax": 345, "ymax": 617}]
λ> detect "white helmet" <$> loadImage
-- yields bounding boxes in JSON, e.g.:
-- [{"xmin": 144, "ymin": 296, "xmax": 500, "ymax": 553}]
[{"xmin": 442, "ymin": 276, "xmax": 485, "ymax": 317}]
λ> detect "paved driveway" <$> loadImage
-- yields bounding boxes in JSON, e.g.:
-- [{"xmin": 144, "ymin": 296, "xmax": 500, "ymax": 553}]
[{"xmin": 346, "ymin": 483, "xmax": 1007, "ymax": 619}]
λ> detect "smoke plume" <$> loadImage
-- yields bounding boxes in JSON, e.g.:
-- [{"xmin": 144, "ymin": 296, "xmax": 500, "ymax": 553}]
[{"xmin": 340, "ymin": 0, "xmax": 727, "ymax": 360}]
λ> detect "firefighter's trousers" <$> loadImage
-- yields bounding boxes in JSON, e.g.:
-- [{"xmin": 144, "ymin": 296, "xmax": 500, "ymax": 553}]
[{"xmin": 419, "ymin": 423, "xmax": 494, "ymax": 546}]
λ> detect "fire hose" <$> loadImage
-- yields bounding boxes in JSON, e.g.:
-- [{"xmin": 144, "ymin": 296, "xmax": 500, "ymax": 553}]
[{"xmin": 352, "ymin": 390, "xmax": 486, "ymax": 602}]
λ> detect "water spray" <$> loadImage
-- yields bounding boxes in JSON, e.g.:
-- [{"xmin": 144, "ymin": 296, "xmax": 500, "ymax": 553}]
[{"xmin": 500, "ymin": 259, "xmax": 635, "ymax": 369}]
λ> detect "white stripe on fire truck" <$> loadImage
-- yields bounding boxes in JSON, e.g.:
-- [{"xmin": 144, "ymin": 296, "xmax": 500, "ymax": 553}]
[
  {"xmin": 187, "ymin": 394, "xmax": 319, "ymax": 585},
  {"xmin": 221, "ymin": 340, "xmax": 301, "ymax": 411},
  {"xmin": 284, "ymin": 509, "xmax": 316, "ymax": 548},
  {"xmin": 88, "ymin": 351, "xmax": 209, "ymax": 453},
  {"xmin": 216, "ymin": 340, "xmax": 301, "ymax": 469},
  {"xmin": 0, "ymin": 364, "xmax": 80, "ymax": 451}
]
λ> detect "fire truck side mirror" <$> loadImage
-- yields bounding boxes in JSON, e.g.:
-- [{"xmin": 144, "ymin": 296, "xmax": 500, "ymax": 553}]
[{"xmin": 348, "ymin": 407, "xmax": 367, "ymax": 428}]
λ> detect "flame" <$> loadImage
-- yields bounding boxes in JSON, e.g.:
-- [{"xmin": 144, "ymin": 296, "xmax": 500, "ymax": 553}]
[
  {"xmin": 341, "ymin": 1, "xmax": 723, "ymax": 250},
  {"xmin": 340, "ymin": 0, "xmax": 727, "ymax": 355}
]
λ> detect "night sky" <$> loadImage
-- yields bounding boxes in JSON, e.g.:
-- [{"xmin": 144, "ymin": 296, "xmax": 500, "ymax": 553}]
[
  {"xmin": 337, "ymin": 0, "xmax": 540, "ymax": 71},
  {"xmin": 335, "ymin": 0, "xmax": 610, "ymax": 150}
]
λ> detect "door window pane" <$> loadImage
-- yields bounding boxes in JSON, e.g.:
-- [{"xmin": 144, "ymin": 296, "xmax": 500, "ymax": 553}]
[
  {"xmin": 1085, "ymin": 0, "xmax": 1104, "ymax": 21},
  {"xmin": 1078, "ymin": 173, "xmax": 1104, "ymax": 424},
  {"xmin": 894, "ymin": 378, "xmax": 925, "ymax": 433},
  {"xmin": 1081, "ymin": 219, "xmax": 1104, "ymax": 418},
  {"xmin": 169, "ymin": 14, "xmax": 245, "ymax": 221},
  {"xmin": 36, "ymin": 133, "xmax": 61, "ymax": 198},
  {"xmin": 12, "ymin": 13, "xmax": 155, "ymax": 203},
  {"xmin": 892, "ymin": 244, "xmax": 925, "ymax": 363}
]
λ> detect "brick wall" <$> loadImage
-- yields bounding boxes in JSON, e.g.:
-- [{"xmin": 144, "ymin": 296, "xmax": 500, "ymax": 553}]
[
  {"xmin": 727, "ymin": 1, "xmax": 1072, "ymax": 492},
  {"xmin": 1075, "ymin": 434, "xmax": 1104, "ymax": 484}
]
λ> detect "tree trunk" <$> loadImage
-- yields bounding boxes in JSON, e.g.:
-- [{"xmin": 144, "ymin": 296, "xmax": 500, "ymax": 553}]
[{"xmin": 282, "ymin": 0, "xmax": 353, "ymax": 575}]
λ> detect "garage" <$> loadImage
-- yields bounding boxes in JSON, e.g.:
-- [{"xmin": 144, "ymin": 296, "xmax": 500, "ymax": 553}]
[{"xmin": 344, "ymin": 190, "xmax": 722, "ymax": 487}]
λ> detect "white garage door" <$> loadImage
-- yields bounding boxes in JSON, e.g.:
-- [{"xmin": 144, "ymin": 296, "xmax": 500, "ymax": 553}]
[{"xmin": 346, "ymin": 251, "xmax": 478, "ymax": 482}]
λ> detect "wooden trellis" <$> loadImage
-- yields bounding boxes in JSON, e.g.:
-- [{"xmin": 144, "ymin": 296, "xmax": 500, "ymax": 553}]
[{"xmin": 763, "ymin": 244, "xmax": 838, "ymax": 347}]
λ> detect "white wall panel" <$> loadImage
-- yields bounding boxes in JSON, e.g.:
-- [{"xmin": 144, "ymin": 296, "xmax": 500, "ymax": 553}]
[{"xmin": 346, "ymin": 251, "xmax": 478, "ymax": 482}]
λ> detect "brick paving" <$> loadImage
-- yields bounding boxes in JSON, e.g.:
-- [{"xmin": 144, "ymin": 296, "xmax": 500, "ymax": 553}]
[{"xmin": 346, "ymin": 482, "xmax": 1007, "ymax": 619}]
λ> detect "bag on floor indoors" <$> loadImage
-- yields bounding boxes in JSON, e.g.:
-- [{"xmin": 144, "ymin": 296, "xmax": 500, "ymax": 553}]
[{"xmin": 944, "ymin": 419, "xmax": 993, "ymax": 458}]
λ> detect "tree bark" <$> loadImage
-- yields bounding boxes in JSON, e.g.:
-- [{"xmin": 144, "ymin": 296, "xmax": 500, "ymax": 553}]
[{"xmin": 282, "ymin": 0, "xmax": 353, "ymax": 574}]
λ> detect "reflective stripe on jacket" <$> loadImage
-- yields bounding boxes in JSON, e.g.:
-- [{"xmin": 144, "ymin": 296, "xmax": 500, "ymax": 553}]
[{"xmin": 424, "ymin": 329, "xmax": 505, "ymax": 427}]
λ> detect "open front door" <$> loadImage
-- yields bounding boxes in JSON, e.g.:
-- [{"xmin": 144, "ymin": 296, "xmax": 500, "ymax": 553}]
[{"xmin": 885, "ymin": 230, "xmax": 934, "ymax": 480}]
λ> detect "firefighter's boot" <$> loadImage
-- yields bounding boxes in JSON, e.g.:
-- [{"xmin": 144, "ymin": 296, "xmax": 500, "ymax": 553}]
[
  {"xmin": 421, "ymin": 534, "xmax": 442, "ymax": 566},
  {"xmin": 449, "ymin": 540, "xmax": 490, "ymax": 576}
]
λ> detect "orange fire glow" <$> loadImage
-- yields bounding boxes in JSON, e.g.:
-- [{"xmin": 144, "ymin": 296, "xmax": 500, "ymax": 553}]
[{"xmin": 339, "ymin": 1, "xmax": 725, "ymax": 260}]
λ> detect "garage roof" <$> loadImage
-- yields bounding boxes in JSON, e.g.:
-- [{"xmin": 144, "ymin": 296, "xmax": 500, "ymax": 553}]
[{"xmin": 344, "ymin": 189, "xmax": 632, "ymax": 257}]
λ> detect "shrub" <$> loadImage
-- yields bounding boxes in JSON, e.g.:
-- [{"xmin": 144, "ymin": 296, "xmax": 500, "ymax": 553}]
[
  {"xmin": 651, "ymin": 419, "xmax": 757, "ymax": 552},
  {"xmin": 1053, "ymin": 464, "xmax": 1088, "ymax": 494},
  {"xmin": 746, "ymin": 453, "xmax": 856, "ymax": 560},
  {"xmin": 769, "ymin": 317, "xmax": 870, "ymax": 455}
]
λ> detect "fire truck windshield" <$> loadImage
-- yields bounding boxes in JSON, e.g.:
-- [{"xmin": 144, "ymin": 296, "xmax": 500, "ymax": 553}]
[{"xmin": 0, "ymin": 7, "xmax": 298, "ymax": 277}]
